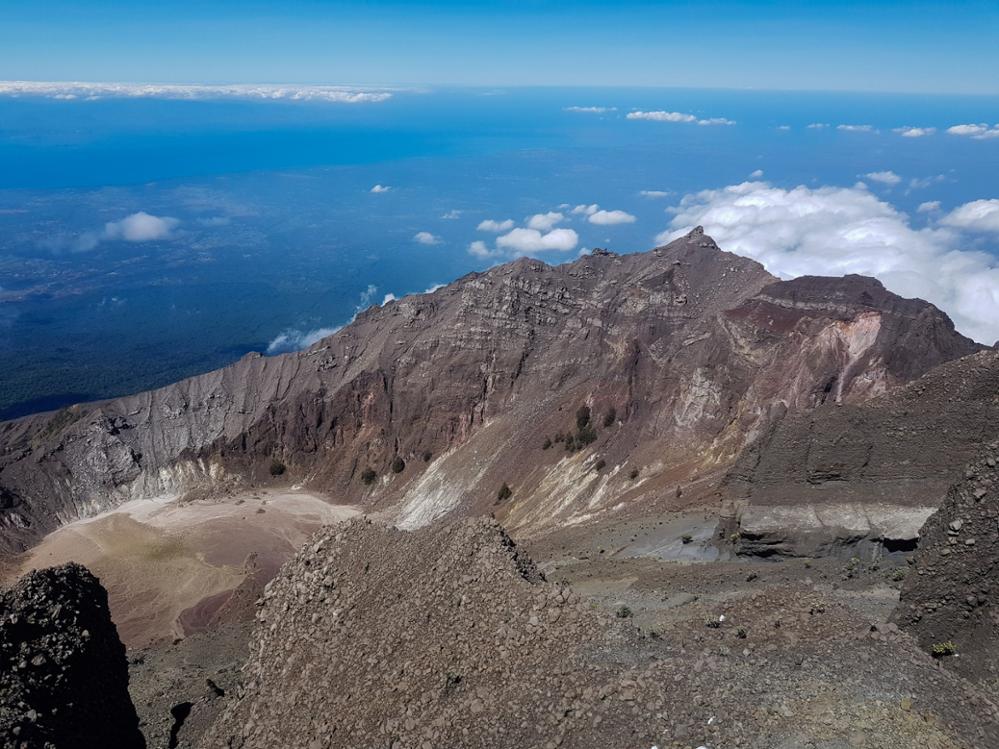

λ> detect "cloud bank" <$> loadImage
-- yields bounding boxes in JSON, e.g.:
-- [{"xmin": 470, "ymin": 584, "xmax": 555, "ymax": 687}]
[
  {"xmin": 0, "ymin": 80, "xmax": 392, "ymax": 103},
  {"xmin": 627, "ymin": 110, "xmax": 735, "ymax": 126},
  {"xmin": 657, "ymin": 181, "xmax": 999, "ymax": 344}
]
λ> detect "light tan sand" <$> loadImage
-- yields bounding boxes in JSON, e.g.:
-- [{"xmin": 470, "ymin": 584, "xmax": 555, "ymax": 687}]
[{"xmin": 13, "ymin": 489, "xmax": 359, "ymax": 646}]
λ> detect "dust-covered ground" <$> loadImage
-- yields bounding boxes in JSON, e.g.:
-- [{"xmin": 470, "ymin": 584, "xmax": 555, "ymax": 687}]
[{"xmin": 6, "ymin": 488, "xmax": 359, "ymax": 647}]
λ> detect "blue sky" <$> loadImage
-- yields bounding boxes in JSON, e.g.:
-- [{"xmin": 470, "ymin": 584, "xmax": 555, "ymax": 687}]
[{"xmin": 1, "ymin": 1, "xmax": 998, "ymax": 94}]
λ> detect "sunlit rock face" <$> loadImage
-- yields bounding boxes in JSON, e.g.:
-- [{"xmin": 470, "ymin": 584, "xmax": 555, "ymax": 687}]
[{"xmin": 0, "ymin": 229, "xmax": 982, "ymax": 552}]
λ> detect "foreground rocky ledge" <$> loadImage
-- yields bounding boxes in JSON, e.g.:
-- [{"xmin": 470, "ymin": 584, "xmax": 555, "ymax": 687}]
[
  {"xmin": 199, "ymin": 517, "xmax": 999, "ymax": 749},
  {"xmin": 0, "ymin": 563, "xmax": 144, "ymax": 748}
]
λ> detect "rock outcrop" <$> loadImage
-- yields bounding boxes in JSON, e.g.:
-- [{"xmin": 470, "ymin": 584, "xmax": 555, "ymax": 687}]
[
  {"xmin": 723, "ymin": 349, "xmax": 999, "ymax": 557},
  {"xmin": 0, "ymin": 563, "xmax": 144, "ymax": 748},
  {"xmin": 894, "ymin": 440, "xmax": 999, "ymax": 685},
  {"xmin": 0, "ymin": 229, "xmax": 982, "ymax": 553},
  {"xmin": 200, "ymin": 517, "xmax": 999, "ymax": 748}
]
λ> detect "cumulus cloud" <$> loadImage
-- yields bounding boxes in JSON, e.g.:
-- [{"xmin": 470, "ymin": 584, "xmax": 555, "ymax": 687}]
[
  {"xmin": 571, "ymin": 204, "xmax": 600, "ymax": 216},
  {"xmin": 370, "ymin": 184, "xmax": 391, "ymax": 193},
  {"xmin": 893, "ymin": 126, "xmax": 936, "ymax": 138},
  {"xmin": 413, "ymin": 231, "xmax": 441, "ymax": 245},
  {"xmin": 588, "ymin": 209, "xmax": 636, "ymax": 225},
  {"xmin": 908, "ymin": 174, "xmax": 947, "ymax": 190},
  {"xmin": 947, "ymin": 123, "xmax": 999, "ymax": 140},
  {"xmin": 640, "ymin": 190, "xmax": 672, "ymax": 198},
  {"xmin": 837, "ymin": 124, "xmax": 877, "ymax": 133},
  {"xmin": 0, "ymin": 80, "xmax": 392, "ymax": 103},
  {"xmin": 496, "ymin": 227, "xmax": 579, "ymax": 253},
  {"xmin": 941, "ymin": 199, "xmax": 999, "ymax": 233},
  {"xmin": 917, "ymin": 201, "xmax": 942, "ymax": 213},
  {"xmin": 103, "ymin": 212, "xmax": 179, "ymax": 242},
  {"xmin": 441, "ymin": 210, "xmax": 462, "ymax": 220},
  {"xmin": 656, "ymin": 181, "xmax": 999, "ymax": 344},
  {"xmin": 527, "ymin": 211, "xmax": 565, "ymax": 231},
  {"xmin": 863, "ymin": 170, "xmax": 902, "ymax": 186},
  {"xmin": 477, "ymin": 218, "xmax": 515, "ymax": 232},
  {"xmin": 627, "ymin": 110, "xmax": 735, "ymax": 126},
  {"xmin": 749, "ymin": 169, "xmax": 764, "ymax": 178},
  {"xmin": 564, "ymin": 106, "xmax": 616, "ymax": 113}
]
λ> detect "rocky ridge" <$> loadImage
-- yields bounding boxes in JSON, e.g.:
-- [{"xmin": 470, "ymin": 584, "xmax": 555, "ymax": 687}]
[
  {"xmin": 0, "ymin": 229, "xmax": 981, "ymax": 554},
  {"xmin": 0, "ymin": 563, "xmax": 145, "ymax": 748},
  {"xmin": 199, "ymin": 517, "xmax": 999, "ymax": 749}
]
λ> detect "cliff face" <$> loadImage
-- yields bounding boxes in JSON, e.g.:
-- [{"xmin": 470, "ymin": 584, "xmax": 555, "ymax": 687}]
[
  {"xmin": 722, "ymin": 350, "xmax": 999, "ymax": 557},
  {"xmin": 0, "ymin": 563, "xmax": 145, "ymax": 748},
  {"xmin": 0, "ymin": 229, "xmax": 982, "ymax": 553}
]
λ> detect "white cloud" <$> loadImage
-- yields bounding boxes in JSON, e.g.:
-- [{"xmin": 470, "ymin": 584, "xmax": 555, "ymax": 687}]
[
  {"xmin": 627, "ymin": 110, "xmax": 735, "ymax": 126},
  {"xmin": 359, "ymin": 284, "xmax": 378, "ymax": 307},
  {"xmin": 863, "ymin": 170, "xmax": 902, "ymax": 186},
  {"xmin": 917, "ymin": 201, "xmax": 942, "ymax": 213},
  {"xmin": 571, "ymin": 204, "xmax": 600, "ymax": 216},
  {"xmin": 908, "ymin": 174, "xmax": 947, "ymax": 190},
  {"xmin": 941, "ymin": 199, "xmax": 999, "ymax": 233},
  {"xmin": 266, "ymin": 325, "xmax": 341, "ymax": 355},
  {"xmin": 837, "ymin": 124, "xmax": 877, "ymax": 133},
  {"xmin": 564, "ymin": 106, "xmax": 616, "ymax": 113},
  {"xmin": 103, "ymin": 212, "xmax": 179, "ymax": 242},
  {"xmin": 413, "ymin": 231, "xmax": 441, "ymax": 245},
  {"xmin": 640, "ymin": 190, "xmax": 672, "ymax": 198},
  {"xmin": 893, "ymin": 126, "xmax": 936, "ymax": 138},
  {"xmin": 749, "ymin": 169, "xmax": 764, "ymax": 178},
  {"xmin": 947, "ymin": 123, "xmax": 999, "ymax": 140},
  {"xmin": 477, "ymin": 218, "xmax": 515, "ymax": 232},
  {"xmin": 777, "ymin": 125, "xmax": 791, "ymax": 131},
  {"xmin": 468, "ymin": 240, "xmax": 494, "ymax": 258},
  {"xmin": 370, "ymin": 184, "xmax": 391, "ymax": 193},
  {"xmin": 588, "ymin": 209, "xmax": 636, "ymax": 226},
  {"xmin": 382, "ymin": 293, "xmax": 397, "ymax": 305},
  {"xmin": 440, "ymin": 210, "xmax": 462, "ymax": 220},
  {"xmin": 806, "ymin": 123, "xmax": 828, "ymax": 129},
  {"xmin": 496, "ymin": 227, "xmax": 579, "ymax": 253},
  {"xmin": 0, "ymin": 80, "xmax": 392, "ymax": 103},
  {"xmin": 527, "ymin": 211, "xmax": 565, "ymax": 231},
  {"xmin": 657, "ymin": 181, "xmax": 999, "ymax": 344}
]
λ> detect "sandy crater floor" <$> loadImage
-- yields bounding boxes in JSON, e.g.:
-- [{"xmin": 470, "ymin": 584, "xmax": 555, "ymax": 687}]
[{"xmin": 10, "ymin": 489, "xmax": 359, "ymax": 647}]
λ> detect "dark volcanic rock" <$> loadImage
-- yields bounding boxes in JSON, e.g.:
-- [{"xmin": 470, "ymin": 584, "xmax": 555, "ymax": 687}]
[
  {"xmin": 0, "ymin": 230, "xmax": 982, "ymax": 552},
  {"xmin": 0, "ymin": 563, "xmax": 144, "ymax": 748},
  {"xmin": 723, "ymin": 349, "xmax": 999, "ymax": 557},
  {"xmin": 894, "ymin": 440, "xmax": 999, "ymax": 685}
]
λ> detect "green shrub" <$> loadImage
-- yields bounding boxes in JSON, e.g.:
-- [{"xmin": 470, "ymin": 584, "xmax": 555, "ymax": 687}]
[
  {"xmin": 615, "ymin": 605, "xmax": 632, "ymax": 619},
  {"xmin": 576, "ymin": 405, "xmax": 591, "ymax": 430},
  {"xmin": 576, "ymin": 424, "xmax": 597, "ymax": 447},
  {"xmin": 496, "ymin": 482, "xmax": 513, "ymax": 503},
  {"xmin": 931, "ymin": 641, "xmax": 957, "ymax": 658},
  {"xmin": 361, "ymin": 468, "xmax": 377, "ymax": 485},
  {"xmin": 390, "ymin": 456, "xmax": 406, "ymax": 473},
  {"xmin": 603, "ymin": 407, "xmax": 616, "ymax": 427},
  {"xmin": 269, "ymin": 459, "xmax": 286, "ymax": 476}
]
